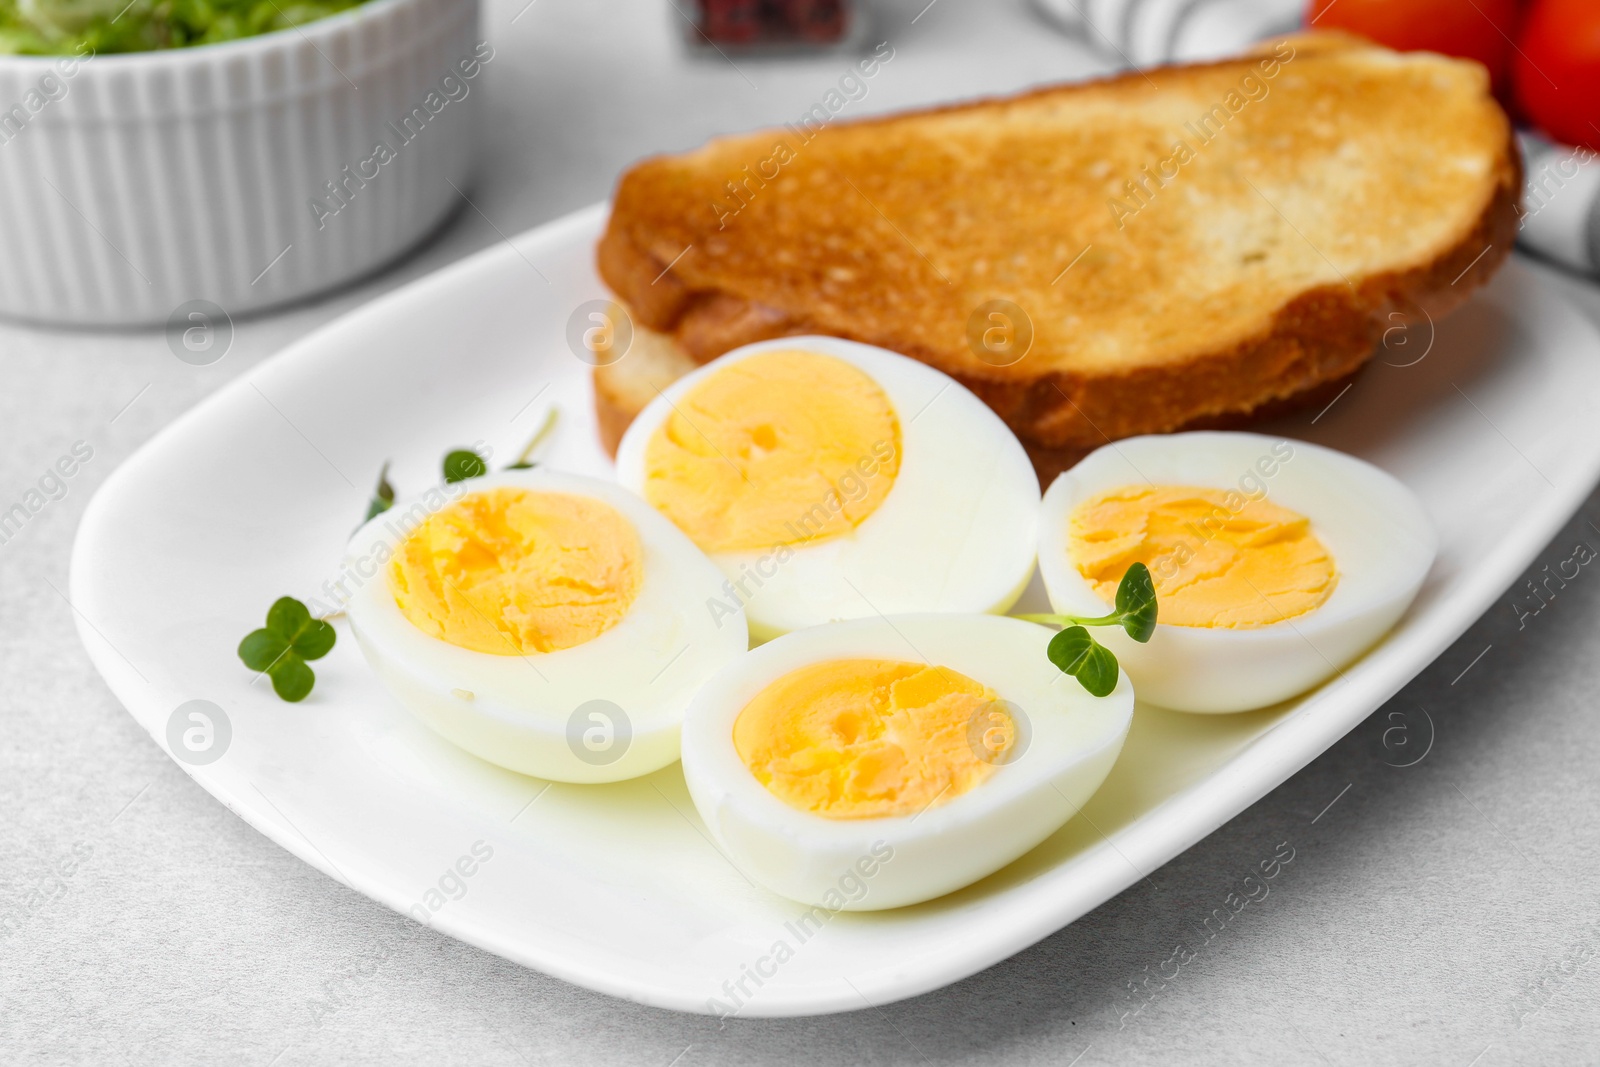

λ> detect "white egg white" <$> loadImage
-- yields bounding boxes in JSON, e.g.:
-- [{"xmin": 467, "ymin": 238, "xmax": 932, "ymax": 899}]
[
  {"xmin": 344, "ymin": 469, "xmax": 748, "ymax": 783},
  {"xmin": 679, "ymin": 614, "xmax": 1133, "ymax": 910},
  {"xmin": 1038, "ymin": 432, "xmax": 1438, "ymax": 714},
  {"xmin": 613, "ymin": 336, "xmax": 1040, "ymax": 642}
]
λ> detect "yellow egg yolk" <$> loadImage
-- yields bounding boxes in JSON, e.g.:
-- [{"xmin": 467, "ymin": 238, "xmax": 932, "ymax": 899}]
[
  {"xmin": 642, "ymin": 350, "xmax": 902, "ymax": 553},
  {"xmin": 1069, "ymin": 485, "xmax": 1337, "ymax": 628},
  {"xmin": 389, "ymin": 488, "xmax": 643, "ymax": 655},
  {"xmin": 733, "ymin": 659, "xmax": 1014, "ymax": 820}
]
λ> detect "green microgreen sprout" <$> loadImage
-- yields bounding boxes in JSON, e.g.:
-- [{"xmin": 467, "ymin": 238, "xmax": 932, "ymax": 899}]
[
  {"xmin": 442, "ymin": 448, "xmax": 489, "ymax": 483},
  {"xmin": 363, "ymin": 406, "xmax": 560, "ymax": 525},
  {"xmin": 1015, "ymin": 563, "xmax": 1158, "ymax": 698},
  {"xmin": 237, "ymin": 596, "xmax": 336, "ymax": 702},
  {"xmin": 250, "ymin": 412, "xmax": 565, "ymax": 701},
  {"xmin": 363, "ymin": 460, "xmax": 396, "ymax": 522},
  {"xmin": 442, "ymin": 407, "xmax": 561, "ymax": 482},
  {"xmin": 505, "ymin": 407, "xmax": 559, "ymax": 470}
]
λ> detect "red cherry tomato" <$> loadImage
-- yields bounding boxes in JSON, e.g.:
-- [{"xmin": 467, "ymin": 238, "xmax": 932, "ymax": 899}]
[
  {"xmin": 1514, "ymin": 0, "xmax": 1600, "ymax": 151},
  {"xmin": 1305, "ymin": 0, "xmax": 1520, "ymax": 93}
]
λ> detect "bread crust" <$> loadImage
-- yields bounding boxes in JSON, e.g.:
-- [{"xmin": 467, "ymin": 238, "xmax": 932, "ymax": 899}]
[
  {"xmin": 597, "ymin": 37, "xmax": 1522, "ymax": 453},
  {"xmin": 593, "ymin": 347, "xmax": 1364, "ymax": 487}
]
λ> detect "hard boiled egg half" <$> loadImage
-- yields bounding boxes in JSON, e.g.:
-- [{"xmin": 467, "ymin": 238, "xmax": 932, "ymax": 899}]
[
  {"xmin": 1038, "ymin": 432, "xmax": 1437, "ymax": 714},
  {"xmin": 679, "ymin": 614, "xmax": 1134, "ymax": 910},
  {"xmin": 613, "ymin": 337, "xmax": 1039, "ymax": 642},
  {"xmin": 344, "ymin": 469, "xmax": 747, "ymax": 782}
]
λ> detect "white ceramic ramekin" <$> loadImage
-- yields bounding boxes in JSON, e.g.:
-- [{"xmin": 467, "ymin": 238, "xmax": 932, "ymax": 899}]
[{"xmin": 0, "ymin": 0, "xmax": 481, "ymax": 326}]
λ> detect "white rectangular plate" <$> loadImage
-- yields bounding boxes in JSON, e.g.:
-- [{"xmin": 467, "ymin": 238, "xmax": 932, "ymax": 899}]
[{"xmin": 70, "ymin": 203, "xmax": 1600, "ymax": 1016}]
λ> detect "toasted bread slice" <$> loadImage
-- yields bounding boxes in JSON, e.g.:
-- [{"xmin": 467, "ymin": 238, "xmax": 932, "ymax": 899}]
[{"xmin": 596, "ymin": 33, "xmax": 1519, "ymax": 454}]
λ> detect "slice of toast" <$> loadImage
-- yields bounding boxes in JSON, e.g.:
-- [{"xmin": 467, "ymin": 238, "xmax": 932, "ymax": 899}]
[{"xmin": 595, "ymin": 33, "xmax": 1520, "ymax": 456}]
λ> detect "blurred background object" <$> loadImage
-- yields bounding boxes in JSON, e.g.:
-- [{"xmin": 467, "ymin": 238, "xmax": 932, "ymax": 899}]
[
  {"xmin": 1306, "ymin": 0, "xmax": 1519, "ymax": 96},
  {"xmin": 684, "ymin": 0, "xmax": 867, "ymax": 52},
  {"xmin": 1511, "ymin": 0, "xmax": 1600, "ymax": 153},
  {"xmin": 0, "ymin": 0, "xmax": 480, "ymax": 326},
  {"xmin": 1029, "ymin": 0, "xmax": 1301, "ymax": 63},
  {"xmin": 0, "ymin": 0, "xmax": 374, "ymax": 54}
]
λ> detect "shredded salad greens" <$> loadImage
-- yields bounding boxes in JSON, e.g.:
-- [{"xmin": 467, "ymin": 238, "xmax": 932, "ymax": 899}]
[{"xmin": 0, "ymin": 0, "xmax": 371, "ymax": 55}]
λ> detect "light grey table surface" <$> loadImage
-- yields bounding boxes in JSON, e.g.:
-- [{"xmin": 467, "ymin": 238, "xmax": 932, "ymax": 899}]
[{"xmin": 5, "ymin": 1, "xmax": 1600, "ymax": 1064}]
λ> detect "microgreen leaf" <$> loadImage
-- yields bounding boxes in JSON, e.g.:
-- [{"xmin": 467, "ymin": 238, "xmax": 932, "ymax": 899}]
[
  {"xmin": 505, "ymin": 408, "xmax": 559, "ymax": 471},
  {"xmin": 1115, "ymin": 562, "xmax": 1158, "ymax": 643},
  {"xmin": 237, "ymin": 629, "xmax": 289, "ymax": 673},
  {"xmin": 239, "ymin": 596, "xmax": 335, "ymax": 703},
  {"xmin": 443, "ymin": 449, "xmax": 488, "ymax": 483},
  {"xmin": 1017, "ymin": 564, "xmax": 1156, "ymax": 697},
  {"xmin": 291, "ymin": 619, "xmax": 336, "ymax": 662},
  {"xmin": 364, "ymin": 461, "xmax": 395, "ymax": 522},
  {"xmin": 1047, "ymin": 626, "xmax": 1120, "ymax": 698},
  {"xmin": 269, "ymin": 658, "xmax": 316, "ymax": 702},
  {"xmin": 266, "ymin": 596, "xmax": 312, "ymax": 639},
  {"xmin": 1046, "ymin": 625, "xmax": 1093, "ymax": 674}
]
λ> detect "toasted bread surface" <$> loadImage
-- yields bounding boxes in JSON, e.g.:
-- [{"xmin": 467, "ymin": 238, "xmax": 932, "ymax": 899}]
[{"xmin": 597, "ymin": 34, "xmax": 1520, "ymax": 451}]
